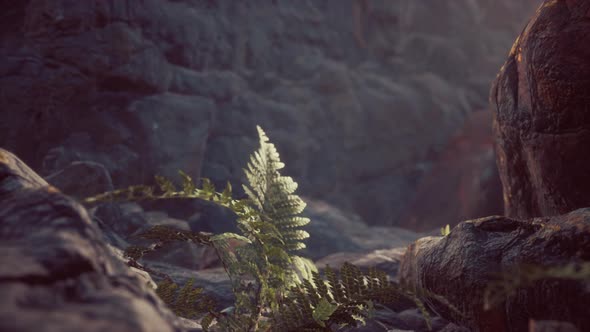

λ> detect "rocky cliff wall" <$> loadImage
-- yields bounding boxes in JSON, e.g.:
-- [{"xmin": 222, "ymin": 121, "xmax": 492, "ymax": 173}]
[{"xmin": 0, "ymin": 0, "xmax": 539, "ymax": 226}]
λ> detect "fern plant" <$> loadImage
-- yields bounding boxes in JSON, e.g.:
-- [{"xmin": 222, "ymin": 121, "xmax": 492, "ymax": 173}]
[
  {"xmin": 85, "ymin": 125, "xmax": 446, "ymax": 331},
  {"xmin": 155, "ymin": 278, "xmax": 217, "ymax": 319},
  {"xmin": 272, "ymin": 262, "xmax": 421, "ymax": 331},
  {"xmin": 85, "ymin": 126, "xmax": 316, "ymax": 331}
]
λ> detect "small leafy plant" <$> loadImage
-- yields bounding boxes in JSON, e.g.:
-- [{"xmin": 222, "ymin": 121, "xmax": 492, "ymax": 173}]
[
  {"xmin": 85, "ymin": 126, "xmax": 437, "ymax": 331},
  {"xmin": 272, "ymin": 262, "xmax": 424, "ymax": 331},
  {"xmin": 86, "ymin": 126, "xmax": 317, "ymax": 330},
  {"xmin": 156, "ymin": 278, "xmax": 217, "ymax": 319}
]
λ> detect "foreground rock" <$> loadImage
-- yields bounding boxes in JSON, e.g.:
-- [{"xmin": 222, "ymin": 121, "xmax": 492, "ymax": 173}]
[
  {"xmin": 399, "ymin": 211, "xmax": 590, "ymax": 331},
  {"xmin": 0, "ymin": 149, "xmax": 189, "ymax": 332},
  {"xmin": 491, "ymin": 0, "xmax": 590, "ymax": 219}
]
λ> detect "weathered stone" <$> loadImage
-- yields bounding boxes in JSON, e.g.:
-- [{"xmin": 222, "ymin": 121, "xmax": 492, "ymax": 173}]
[
  {"xmin": 438, "ymin": 323, "xmax": 471, "ymax": 332},
  {"xmin": 399, "ymin": 110, "xmax": 503, "ymax": 232},
  {"xmin": 528, "ymin": 320, "xmax": 580, "ymax": 332},
  {"xmin": 0, "ymin": 148, "xmax": 183, "ymax": 332},
  {"xmin": 399, "ymin": 211, "xmax": 590, "ymax": 332},
  {"xmin": 315, "ymin": 247, "xmax": 406, "ymax": 281},
  {"xmin": 341, "ymin": 306, "xmax": 450, "ymax": 332},
  {"xmin": 45, "ymin": 161, "xmax": 114, "ymax": 199},
  {"xmin": 302, "ymin": 199, "xmax": 423, "ymax": 260},
  {"xmin": 0, "ymin": 0, "xmax": 539, "ymax": 228},
  {"xmin": 491, "ymin": 0, "xmax": 590, "ymax": 219}
]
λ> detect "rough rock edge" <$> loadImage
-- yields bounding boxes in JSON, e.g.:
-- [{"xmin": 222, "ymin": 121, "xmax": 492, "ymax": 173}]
[
  {"xmin": 399, "ymin": 214, "xmax": 589, "ymax": 332},
  {"xmin": 0, "ymin": 148, "xmax": 198, "ymax": 332}
]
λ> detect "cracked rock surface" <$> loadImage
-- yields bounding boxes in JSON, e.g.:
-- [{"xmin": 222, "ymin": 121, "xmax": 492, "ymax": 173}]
[
  {"xmin": 400, "ymin": 212, "xmax": 590, "ymax": 332},
  {"xmin": 491, "ymin": 0, "xmax": 590, "ymax": 219},
  {"xmin": 0, "ymin": 148, "xmax": 188, "ymax": 332}
]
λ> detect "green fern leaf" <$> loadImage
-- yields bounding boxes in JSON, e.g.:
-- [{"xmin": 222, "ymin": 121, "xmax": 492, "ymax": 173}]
[
  {"xmin": 178, "ymin": 170, "xmax": 196, "ymax": 195},
  {"xmin": 220, "ymin": 181, "xmax": 233, "ymax": 204},
  {"xmin": 155, "ymin": 175, "xmax": 176, "ymax": 195},
  {"xmin": 312, "ymin": 298, "xmax": 338, "ymax": 327},
  {"xmin": 200, "ymin": 313, "xmax": 215, "ymax": 332}
]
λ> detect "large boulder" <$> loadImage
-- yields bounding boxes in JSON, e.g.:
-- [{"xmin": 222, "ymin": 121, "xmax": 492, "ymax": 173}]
[
  {"xmin": 399, "ymin": 211, "xmax": 590, "ymax": 331},
  {"xmin": 0, "ymin": 148, "xmax": 188, "ymax": 332},
  {"xmin": 491, "ymin": 0, "xmax": 590, "ymax": 218}
]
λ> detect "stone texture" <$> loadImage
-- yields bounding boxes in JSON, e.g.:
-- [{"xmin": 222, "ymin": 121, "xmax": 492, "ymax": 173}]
[
  {"xmin": 92, "ymin": 202, "xmax": 221, "ymax": 271},
  {"xmin": 0, "ymin": 148, "xmax": 185, "ymax": 332},
  {"xmin": 301, "ymin": 199, "xmax": 423, "ymax": 260},
  {"xmin": 491, "ymin": 0, "xmax": 590, "ymax": 219},
  {"xmin": 45, "ymin": 161, "xmax": 114, "ymax": 199},
  {"xmin": 315, "ymin": 247, "xmax": 406, "ymax": 281},
  {"xmin": 104, "ymin": 195, "xmax": 423, "ymax": 262},
  {"xmin": 399, "ymin": 110, "xmax": 503, "ymax": 232},
  {"xmin": 399, "ymin": 211, "xmax": 590, "ymax": 332},
  {"xmin": 528, "ymin": 320, "xmax": 580, "ymax": 332},
  {"xmin": 0, "ymin": 0, "xmax": 539, "ymax": 228}
]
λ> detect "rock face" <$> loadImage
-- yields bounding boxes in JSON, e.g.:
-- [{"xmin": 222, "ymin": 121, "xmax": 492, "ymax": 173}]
[
  {"xmin": 491, "ymin": 0, "xmax": 590, "ymax": 219},
  {"xmin": 399, "ymin": 110, "xmax": 503, "ymax": 232},
  {"xmin": 0, "ymin": 0, "xmax": 539, "ymax": 228},
  {"xmin": 398, "ymin": 2, "xmax": 590, "ymax": 330},
  {"xmin": 399, "ymin": 211, "xmax": 590, "ymax": 332},
  {"xmin": 0, "ymin": 148, "xmax": 185, "ymax": 332}
]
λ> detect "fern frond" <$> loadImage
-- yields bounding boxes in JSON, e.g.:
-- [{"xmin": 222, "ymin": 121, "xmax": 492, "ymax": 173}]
[
  {"xmin": 201, "ymin": 313, "xmax": 215, "ymax": 332},
  {"xmin": 84, "ymin": 125, "xmax": 316, "ymax": 331},
  {"xmin": 155, "ymin": 278, "xmax": 216, "ymax": 319}
]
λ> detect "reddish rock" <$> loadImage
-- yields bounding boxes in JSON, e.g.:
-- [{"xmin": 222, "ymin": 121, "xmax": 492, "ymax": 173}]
[
  {"xmin": 399, "ymin": 110, "xmax": 503, "ymax": 232},
  {"xmin": 491, "ymin": 0, "xmax": 590, "ymax": 219}
]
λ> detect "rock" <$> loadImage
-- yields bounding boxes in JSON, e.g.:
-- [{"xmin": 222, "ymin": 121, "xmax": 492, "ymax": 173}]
[
  {"xmin": 302, "ymin": 199, "xmax": 423, "ymax": 260},
  {"xmin": 396, "ymin": 308, "xmax": 448, "ymax": 332},
  {"xmin": 315, "ymin": 247, "xmax": 406, "ymax": 281},
  {"xmin": 45, "ymin": 161, "xmax": 114, "ymax": 199},
  {"xmin": 399, "ymin": 211, "xmax": 590, "ymax": 331},
  {"xmin": 93, "ymin": 201, "xmax": 221, "ymax": 271},
  {"xmin": 0, "ymin": 148, "xmax": 183, "ymax": 332},
  {"xmin": 491, "ymin": 0, "xmax": 590, "ymax": 219},
  {"xmin": 399, "ymin": 110, "xmax": 503, "ymax": 232},
  {"xmin": 137, "ymin": 197, "xmax": 423, "ymax": 262},
  {"xmin": 94, "ymin": 202, "xmax": 147, "ymax": 238},
  {"xmin": 341, "ymin": 305, "xmax": 450, "ymax": 332},
  {"xmin": 528, "ymin": 320, "xmax": 580, "ymax": 332},
  {"xmin": 438, "ymin": 323, "xmax": 471, "ymax": 332},
  {"xmin": 0, "ymin": 0, "xmax": 540, "ymax": 228}
]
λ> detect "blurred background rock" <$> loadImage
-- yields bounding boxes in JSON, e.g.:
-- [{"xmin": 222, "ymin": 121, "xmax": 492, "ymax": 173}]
[{"xmin": 0, "ymin": 0, "xmax": 540, "ymax": 231}]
